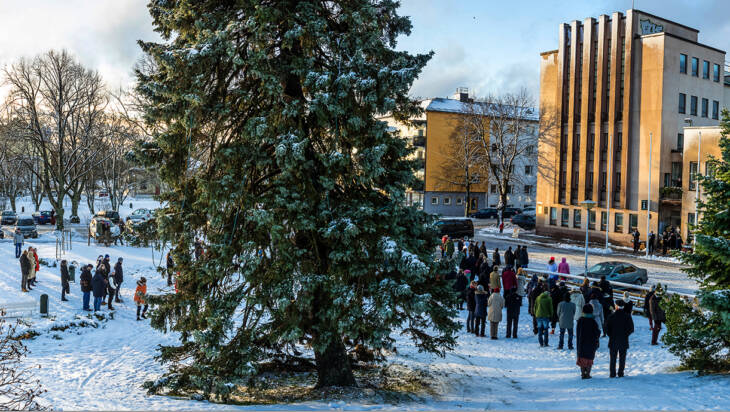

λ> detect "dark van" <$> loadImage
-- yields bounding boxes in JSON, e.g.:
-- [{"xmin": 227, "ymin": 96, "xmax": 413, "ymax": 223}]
[{"xmin": 435, "ymin": 218, "xmax": 474, "ymax": 238}]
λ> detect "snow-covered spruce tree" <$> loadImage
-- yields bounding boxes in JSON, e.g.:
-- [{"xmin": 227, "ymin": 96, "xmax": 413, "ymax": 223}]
[
  {"xmin": 663, "ymin": 109, "xmax": 730, "ymax": 372},
  {"xmin": 136, "ymin": 0, "xmax": 458, "ymax": 398}
]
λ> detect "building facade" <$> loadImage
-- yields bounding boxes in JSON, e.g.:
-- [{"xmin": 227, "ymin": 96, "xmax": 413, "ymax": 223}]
[{"xmin": 537, "ymin": 9, "xmax": 729, "ymax": 245}]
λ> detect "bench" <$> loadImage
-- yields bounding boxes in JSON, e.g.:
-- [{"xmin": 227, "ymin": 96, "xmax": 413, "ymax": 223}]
[{"xmin": 0, "ymin": 299, "xmax": 36, "ymax": 318}]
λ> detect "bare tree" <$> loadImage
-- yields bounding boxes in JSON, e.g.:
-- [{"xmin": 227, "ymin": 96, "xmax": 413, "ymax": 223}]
[
  {"xmin": 3, "ymin": 50, "xmax": 109, "ymax": 229},
  {"xmin": 98, "ymin": 111, "xmax": 137, "ymax": 211},
  {"xmin": 0, "ymin": 312, "xmax": 46, "ymax": 410},
  {"xmin": 0, "ymin": 124, "xmax": 26, "ymax": 212},
  {"xmin": 436, "ymin": 123, "xmax": 485, "ymax": 217},
  {"xmin": 461, "ymin": 89, "xmax": 539, "ymax": 219}
]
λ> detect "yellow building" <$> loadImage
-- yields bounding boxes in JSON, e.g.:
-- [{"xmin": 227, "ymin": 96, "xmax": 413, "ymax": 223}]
[{"xmin": 537, "ymin": 9, "xmax": 730, "ymax": 245}]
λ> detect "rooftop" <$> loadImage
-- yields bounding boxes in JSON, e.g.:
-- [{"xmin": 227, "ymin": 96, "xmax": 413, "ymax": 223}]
[{"xmin": 423, "ymin": 97, "xmax": 539, "ymax": 121}]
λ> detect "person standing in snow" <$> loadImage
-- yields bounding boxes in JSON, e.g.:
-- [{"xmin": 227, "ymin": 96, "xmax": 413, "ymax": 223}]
[
  {"xmin": 466, "ymin": 281, "xmax": 477, "ymax": 333},
  {"xmin": 19, "ymin": 249, "xmax": 32, "ymax": 292},
  {"xmin": 492, "ymin": 248, "xmax": 501, "ymax": 267},
  {"xmin": 571, "ymin": 289, "xmax": 586, "ymax": 322},
  {"xmin": 513, "ymin": 245, "xmax": 521, "ymax": 267},
  {"xmin": 80, "ymin": 264, "xmax": 93, "ymax": 311},
  {"xmin": 606, "ymin": 299, "xmax": 634, "ymax": 378},
  {"xmin": 518, "ymin": 246, "xmax": 529, "ymax": 268},
  {"xmin": 547, "ymin": 257, "xmax": 558, "ymax": 274},
  {"xmin": 489, "ymin": 267, "xmax": 501, "ymax": 291},
  {"xmin": 487, "ymin": 288, "xmax": 504, "ymax": 340},
  {"xmin": 534, "ymin": 289, "xmax": 553, "ymax": 347},
  {"xmin": 557, "ymin": 294, "xmax": 576, "ymax": 350},
  {"xmin": 60, "ymin": 260, "xmax": 70, "ymax": 301},
  {"xmin": 91, "ymin": 267, "xmax": 107, "ymax": 312},
  {"xmin": 112, "ymin": 258, "xmax": 124, "ymax": 303},
  {"xmin": 504, "ymin": 246, "xmax": 514, "ymax": 267},
  {"xmin": 13, "ymin": 228, "xmax": 23, "ymax": 258},
  {"xmin": 527, "ymin": 276, "xmax": 544, "ymax": 335},
  {"xmin": 557, "ymin": 257, "xmax": 570, "ymax": 277},
  {"xmin": 505, "ymin": 287, "xmax": 521, "ymax": 339},
  {"xmin": 632, "ymin": 229, "xmax": 641, "ymax": 253},
  {"xmin": 589, "ymin": 292, "xmax": 605, "ymax": 337},
  {"xmin": 549, "ymin": 282, "xmax": 565, "ymax": 334},
  {"xmin": 515, "ymin": 267, "xmax": 527, "ymax": 298},
  {"xmin": 453, "ymin": 270, "xmax": 467, "ymax": 310},
  {"xmin": 576, "ymin": 304, "xmax": 600, "ymax": 379},
  {"xmin": 28, "ymin": 247, "xmax": 38, "ymax": 287},
  {"xmin": 649, "ymin": 287, "xmax": 666, "ymax": 345},
  {"xmin": 648, "ymin": 231, "xmax": 656, "ymax": 255},
  {"xmin": 135, "ymin": 277, "xmax": 148, "ymax": 321},
  {"xmin": 644, "ymin": 285, "xmax": 656, "ymax": 331},
  {"xmin": 501, "ymin": 265, "xmax": 516, "ymax": 296},
  {"xmin": 474, "ymin": 285, "xmax": 489, "ymax": 337},
  {"xmin": 166, "ymin": 251, "xmax": 175, "ymax": 286}
]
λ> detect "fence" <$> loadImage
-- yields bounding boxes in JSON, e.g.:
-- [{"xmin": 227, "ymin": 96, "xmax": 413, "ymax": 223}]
[
  {"xmin": 55, "ymin": 230, "xmax": 73, "ymax": 259},
  {"xmin": 523, "ymin": 268, "xmax": 696, "ymax": 315}
]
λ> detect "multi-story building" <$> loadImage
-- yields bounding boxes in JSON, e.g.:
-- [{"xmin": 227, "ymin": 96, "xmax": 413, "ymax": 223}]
[
  {"xmin": 537, "ymin": 8, "xmax": 729, "ymax": 245},
  {"xmin": 384, "ymin": 89, "xmax": 538, "ymax": 216}
]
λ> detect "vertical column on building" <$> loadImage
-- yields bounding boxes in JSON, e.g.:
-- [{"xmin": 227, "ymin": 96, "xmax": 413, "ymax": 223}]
[
  {"xmin": 555, "ymin": 23, "xmax": 569, "ymax": 204},
  {"xmin": 607, "ymin": 12, "xmax": 622, "ymax": 209},
  {"xmin": 578, "ymin": 18, "xmax": 595, "ymax": 203},
  {"xmin": 592, "ymin": 16, "xmax": 608, "ymax": 204},
  {"xmin": 619, "ymin": 11, "xmax": 634, "ymax": 209},
  {"xmin": 564, "ymin": 20, "xmax": 580, "ymax": 205}
]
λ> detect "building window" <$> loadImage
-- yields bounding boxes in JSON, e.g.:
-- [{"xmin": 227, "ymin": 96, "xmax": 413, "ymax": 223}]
[
  {"xmin": 456, "ymin": 197, "xmax": 463, "ymax": 205},
  {"xmin": 525, "ymin": 165, "xmax": 533, "ymax": 175},
  {"xmin": 601, "ymin": 211, "xmax": 607, "ymax": 231},
  {"xmin": 689, "ymin": 161, "xmax": 698, "ymax": 190},
  {"xmin": 677, "ymin": 133, "xmax": 684, "ymax": 150},
  {"xmin": 701, "ymin": 98, "xmax": 708, "ymax": 118},
  {"xmin": 550, "ymin": 207, "xmax": 557, "ymax": 225},
  {"xmin": 573, "ymin": 209, "xmax": 582, "ymax": 228},
  {"xmin": 702, "ymin": 60, "xmax": 710, "ymax": 79},
  {"xmin": 713, "ymin": 63, "xmax": 721, "ymax": 82},
  {"xmin": 614, "ymin": 213, "xmax": 624, "ymax": 233},
  {"xmin": 431, "ymin": 196, "xmax": 439, "ymax": 205},
  {"xmin": 713, "ymin": 100, "xmax": 719, "ymax": 120},
  {"xmin": 678, "ymin": 93, "xmax": 686, "ymax": 114},
  {"xmin": 672, "ymin": 162, "xmax": 682, "ymax": 186},
  {"xmin": 524, "ymin": 185, "xmax": 533, "ymax": 195},
  {"xmin": 506, "ymin": 185, "xmax": 513, "ymax": 194},
  {"xmin": 443, "ymin": 197, "xmax": 451, "ymax": 205},
  {"xmin": 690, "ymin": 96, "xmax": 698, "ymax": 116},
  {"xmin": 490, "ymin": 184, "xmax": 497, "ymax": 194},
  {"xmin": 491, "ymin": 143, "xmax": 498, "ymax": 152},
  {"xmin": 588, "ymin": 210, "xmax": 596, "ymax": 230},
  {"xmin": 525, "ymin": 145, "xmax": 535, "ymax": 155},
  {"xmin": 561, "ymin": 208, "xmax": 569, "ymax": 227},
  {"xmin": 691, "ymin": 57, "xmax": 698, "ymax": 76},
  {"xmin": 471, "ymin": 198, "xmax": 478, "ymax": 210},
  {"xmin": 679, "ymin": 54, "xmax": 687, "ymax": 74},
  {"xmin": 629, "ymin": 213, "xmax": 638, "ymax": 232}
]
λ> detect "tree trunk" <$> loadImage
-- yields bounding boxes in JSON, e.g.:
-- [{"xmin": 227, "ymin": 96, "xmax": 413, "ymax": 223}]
[
  {"xmin": 71, "ymin": 191, "xmax": 82, "ymax": 218},
  {"xmin": 313, "ymin": 332, "xmax": 356, "ymax": 388},
  {"xmin": 464, "ymin": 182, "xmax": 471, "ymax": 217},
  {"xmin": 55, "ymin": 206, "xmax": 65, "ymax": 231},
  {"xmin": 9, "ymin": 197, "xmax": 16, "ymax": 212}
]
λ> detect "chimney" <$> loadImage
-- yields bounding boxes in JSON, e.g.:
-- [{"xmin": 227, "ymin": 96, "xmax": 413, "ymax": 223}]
[{"xmin": 453, "ymin": 87, "xmax": 471, "ymax": 102}]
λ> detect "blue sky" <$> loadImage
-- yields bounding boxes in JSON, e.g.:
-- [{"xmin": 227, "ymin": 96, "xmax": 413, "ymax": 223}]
[
  {"xmin": 0, "ymin": 0, "xmax": 727, "ymax": 103},
  {"xmin": 397, "ymin": 0, "xmax": 730, "ymax": 102}
]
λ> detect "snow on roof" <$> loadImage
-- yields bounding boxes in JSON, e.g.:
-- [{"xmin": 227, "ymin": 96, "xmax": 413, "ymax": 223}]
[{"xmin": 424, "ymin": 98, "xmax": 539, "ymax": 121}]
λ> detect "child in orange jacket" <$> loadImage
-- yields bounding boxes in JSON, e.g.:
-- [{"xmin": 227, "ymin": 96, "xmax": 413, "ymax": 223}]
[{"xmin": 134, "ymin": 277, "xmax": 148, "ymax": 321}]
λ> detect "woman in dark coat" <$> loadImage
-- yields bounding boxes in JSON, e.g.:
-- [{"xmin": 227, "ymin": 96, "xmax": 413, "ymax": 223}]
[
  {"xmin": 576, "ymin": 304, "xmax": 601, "ymax": 379},
  {"xmin": 91, "ymin": 268, "xmax": 107, "ymax": 312},
  {"xmin": 60, "ymin": 260, "xmax": 70, "ymax": 301}
]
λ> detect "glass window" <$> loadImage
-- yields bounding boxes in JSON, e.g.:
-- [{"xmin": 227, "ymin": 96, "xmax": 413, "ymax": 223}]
[
  {"xmin": 713, "ymin": 63, "xmax": 721, "ymax": 82},
  {"xmin": 443, "ymin": 197, "xmax": 451, "ymax": 205},
  {"xmin": 689, "ymin": 161, "xmax": 698, "ymax": 190},
  {"xmin": 614, "ymin": 213, "xmax": 624, "ymax": 232},
  {"xmin": 671, "ymin": 162, "xmax": 682, "ymax": 186},
  {"xmin": 431, "ymin": 197, "xmax": 438, "ymax": 205},
  {"xmin": 524, "ymin": 165, "xmax": 533, "ymax": 175},
  {"xmin": 561, "ymin": 208, "xmax": 569, "ymax": 227},
  {"xmin": 691, "ymin": 57, "xmax": 698, "ymax": 76},
  {"xmin": 490, "ymin": 184, "xmax": 497, "ymax": 194},
  {"xmin": 629, "ymin": 214, "xmax": 638, "ymax": 232},
  {"xmin": 678, "ymin": 93, "xmax": 686, "ymax": 114},
  {"xmin": 702, "ymin": 60, "xmax": 710, "ymax": 79},
  {"xmin": 550, "ymin": 207, "xmax": 557, "ymax": 225},
  {"xmin": 679, "ymin": 54, "xmax": 687, "ymax": 74},
  {"xmin": 601, "ymin": 211, "xmax": 607, "ymax": 231},
  {"xmin": 701, "ymin": 98, "xmax": 708, "ymax": 118},
  {"xmin": 677, "ymin": 133, "xmax": 684, "ymax": 150},
  {"xmin": 690, "ymin": 96, "xmax": 697, "ymax": 116},
  {"xmin": 506, "ymin": 185, "xmax": 512, "ymax": 194},
  {"xmin": 456, "ymin": 197, "xmax": 463, "ymax": 205},
  {"xmin": 524, "ymin": 185, "xmax": 533, "ymax": 195},
  {"xmin": 589, "ymin": 210, "xmax": 596, "ymax": 230},
  {"xmin": 573, "ymin": 209, "xmax": 582, "ymax": 228},
  {"xmin": 713, "ymin": 100, "xmax": 719, "ymax": 120},
  {"xmin": 471, "ymin": 198, "xmax": 478, "ymax": 210},
  {"xmin": 525, "ymin": 145, "xmax": 535, "ymax": 155}
]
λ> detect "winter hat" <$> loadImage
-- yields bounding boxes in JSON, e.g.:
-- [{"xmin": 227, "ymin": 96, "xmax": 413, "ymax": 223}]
[
  {"xmin": 583, "ymin": 304, "xmax": 594, "ymax": 314},
  {"xmin": 549, "ymin": 256, "xmax": 555, "ymax": 262},
  {"xmin": 104, "ymin": 254, "xmax": 110, "ymax": 259},
  {"xmin": 140, "ymin": 277, "xmax": 147, "ymax": 283},
  {"xmin": 118, "ymin": 257, "xmax": 123, "ymax": 262},
  {"xmin": 559, "ymin": 281, "xmax": 566, "ymax": 287},
  {"xmin": 477, "ymin": 285, "xmax": 484, "ymax": 292}
]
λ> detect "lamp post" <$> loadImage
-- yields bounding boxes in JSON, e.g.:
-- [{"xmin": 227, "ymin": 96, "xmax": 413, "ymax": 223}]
[{"xmin": 581, "ymin": 200, "xmax": 597, "ymax": 274}]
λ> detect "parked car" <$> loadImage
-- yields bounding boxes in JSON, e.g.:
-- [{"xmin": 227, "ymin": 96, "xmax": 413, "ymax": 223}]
[
  {"xmin": 583, "ymin": 261, "xmax": 648, "ymax": 285},
  {"xmin": 521, "ymin": 206, "xmax": 536, "ymax": 216},
  {"xmin": 1, "ymin": 210, "xmax": 17, "ymax": 225},
  {"xmin": 469, "ymin": 208, "xmax": 498, "ymax": 219},
  {"xmin": 435, "ymin": 218, "xmax": 474, "ymax": 239},
  {"xmin": 502, "ymin": 207, "xmax": 523, "ymax": 218},
  {"xmin": 89, "ymin": 216, "xmax": 121, "ymax": 243},
  {"xmin": 32, "ymin": 210, "xmax": 55, "ymax": 225},
  {"xmin": 95, "ymin": 210, "xmax": 121, "ymax": 224},
  {"xmin": 511, "ymin": 213, "xmax": 536, "ymax": 230},
  {"xmin": 97, "ymin": 190, "xmax": 108, "ymax": 198},
  {"xmin": 126, "ymin": 208, "xmax": 155, "ymax": 224},
  {"xmin": 14, "ymin": 216, "xmax": 38, "ymax": 239}
]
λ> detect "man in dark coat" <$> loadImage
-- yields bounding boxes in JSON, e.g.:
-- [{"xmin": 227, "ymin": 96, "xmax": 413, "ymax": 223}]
[
  {"xmin": 504, "ymin": 246, "xmax": 514, "ymax": 267},
  {"xmin": 19, "ymin": 250, "xmax": 32, "ymax": 292},
  {"xmin": 576, "ymin": 304, "xmax": 601, "ymax": 379},
  {"xmin": 606, "ymin": 299, "xmax": 634, "ymax": 377},
  {"xmin": 644, "ymin": 286, "xmax": 656, "ymax": 330},
  {"xmin": 528, "ymin": 279, "xmax": 545, "ymax": 335},
  {"xmin": 505, "ymin": 287, "xmax": 521, "ymax": 339},
  {"xmin": 91, "ymin": 268, "xmax": 107, "ymax": 312},
  {"xmin": 632, "ymin": 230, "xmax": 640, "ymax": 253},
  {"xmin": 493, "ymin": 248, "xmax": 501, "ymax": 266},
  {"xmin": 519, "ymin": 246, "xmax": 529, "ymax": 268},
  {"xmin": 60, "ymin": 260, "xmax": 70, "ymax": 301},
  {"xmin": 513, "ymin": 245, "xmax": 521, "ymax": 267},
  {"xmin": 80, "ymin": 265, "xmax": 93, "ymax": 311},
  {"xmin": 649, "ymin": 289, "xmax": 666, "ymax": 345},
  {"xmin": 453, "ymin": 270, "xmax": 467, "ymax": 310},
  {"xmin": 648, "ymin": 231, "xmax": 656, "ymax": 254},
  {"xmin": 113, "ymin": 258, "xmax": 124, "ymax": 303}
]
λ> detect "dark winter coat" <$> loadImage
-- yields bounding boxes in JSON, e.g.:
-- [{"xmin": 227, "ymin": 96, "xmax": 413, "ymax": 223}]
[
  {"xmin": 466, "ymin": 287, "xmax": 476, "ymax": 311},
  {"xmin": 557, "ymin": 300, "xmax": 576, "ymax": 329},
  {"xmin": 493, "ymin": 251, "xmax": 501, "ymax": 266},
  {"xmin": 460, "ymin": 255, "xmax": 477, "ymax": 275},
  {"xmin": 474, "ymin": 290, "xmax": 489, "ymax": 318},
  {"xmin": 576, "ymin": 315, "xmax": 601, "ymax": 360},
  {"xmin": 550, "ymin": 286, "xmax": 563, "ymax": 322},
  {"xmin": 643, "ymin": 291, "xmax": 655, "ymax": 318},
  {"xmin": 518, "ymin": 248, "xmax": 529, "ymax": 267},
  {"xmin": 580, "ymin": 285, "xmax": 592, "ymax": 302},
  {"xmin": 505, "ymin": 249, "xmax": 515, "ymax": 267},
  {"xmin": 79, "ymin": 268, "xmax": 93, "ymax": 293},
  {"xmin": 649, "ymin": 294, "xmax": 666, "ymax": 322},
  {"xmin": 91, "ymin": 270, "xmax": 107, "ymax": 297},
  {"xmin": 528, "ymin": 282, "xmax": 545, "ymax": 316},
  {"xmin": 607, "ymin": 308, "xmax": 634, "ymax": 350},
  {"xmin": 61, "ymin": 264, "xmax": 70, "ymax": 283},
  {"xmin": 167, "ymin": 254, "xmax": 175, "ymax": 269},
  {"xmin": 20, "ymin": 253, "xmax": 31, "ymax": 276},
  {"xmin": 113, "ymin": 262, "xmax": 123, "ymax": 285},
  {"xmin": 505, "ymin": 290, "xmax": 522, "ymax": 317}
]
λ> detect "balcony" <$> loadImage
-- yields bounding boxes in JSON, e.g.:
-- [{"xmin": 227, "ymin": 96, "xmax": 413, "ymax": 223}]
[
  {"xmin": 412, "ymin": 136, "xmax": 425, "ymax": 147},
  {"xmin": 660, "ymin": 186, "xmax": 682, "ymax": 205}
]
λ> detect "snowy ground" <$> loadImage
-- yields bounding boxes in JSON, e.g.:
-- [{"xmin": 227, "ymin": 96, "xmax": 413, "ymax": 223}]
[{"xmin": 1, "ymin": 238, "xmax": 727, "ymax": 410}]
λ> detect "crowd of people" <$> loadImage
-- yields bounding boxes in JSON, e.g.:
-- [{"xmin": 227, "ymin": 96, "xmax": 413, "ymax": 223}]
[
  {"xmin": 633, "ymin": 225, "xmax": 684, "ymax": 255},
  {"xmin": 442, "ymin": 234, "xmax": 667, "ymax": 379}
]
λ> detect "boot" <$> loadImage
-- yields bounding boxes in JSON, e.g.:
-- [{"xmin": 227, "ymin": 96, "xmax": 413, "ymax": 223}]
[
  {"xmin": 141, "ymin": 312, "xmax": 147, "ymax": 319},
  {"xmin": 136, "ymin": 316, "xmax": 141, "ymax": 321},
  {"xmin": 22, "ymin": 288, "xmax": 28, "ymax": 293}
]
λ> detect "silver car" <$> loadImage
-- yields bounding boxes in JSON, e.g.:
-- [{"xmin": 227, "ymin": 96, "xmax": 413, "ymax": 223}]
[{"xmin": 585, "ymin": 261, "xmax": 648, "ymax": 285}]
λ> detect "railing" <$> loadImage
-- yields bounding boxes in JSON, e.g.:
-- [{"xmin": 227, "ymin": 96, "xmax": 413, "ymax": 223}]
[
  {"xmin": 660, "ymin": 186, "xmax": 682, "ymax": 200},
  {"xmin": 523, "ymin": 268, "xmax": 696, "ymax": 315}
]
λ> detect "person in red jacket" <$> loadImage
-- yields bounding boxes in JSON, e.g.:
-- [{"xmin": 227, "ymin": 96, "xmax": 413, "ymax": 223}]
[{"xmin": 501, "ymin": 266, "xmax": 517, "ymax": 296}]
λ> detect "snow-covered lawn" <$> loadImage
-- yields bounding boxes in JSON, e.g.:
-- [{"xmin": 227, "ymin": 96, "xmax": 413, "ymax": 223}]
[{"xmin": 0, "ymin": 239, "xmax": 727, "ymax": 410}]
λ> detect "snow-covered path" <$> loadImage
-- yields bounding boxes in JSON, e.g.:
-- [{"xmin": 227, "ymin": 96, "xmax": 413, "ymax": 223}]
[{"xmin": 1, "ymin": 239, "xmax": 727, "ymax": 410}]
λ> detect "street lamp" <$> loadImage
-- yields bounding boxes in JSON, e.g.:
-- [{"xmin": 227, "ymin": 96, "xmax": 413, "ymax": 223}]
[{"xmin": 580, "ymin": 200, "xmax": 597, "ymax": 274}]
